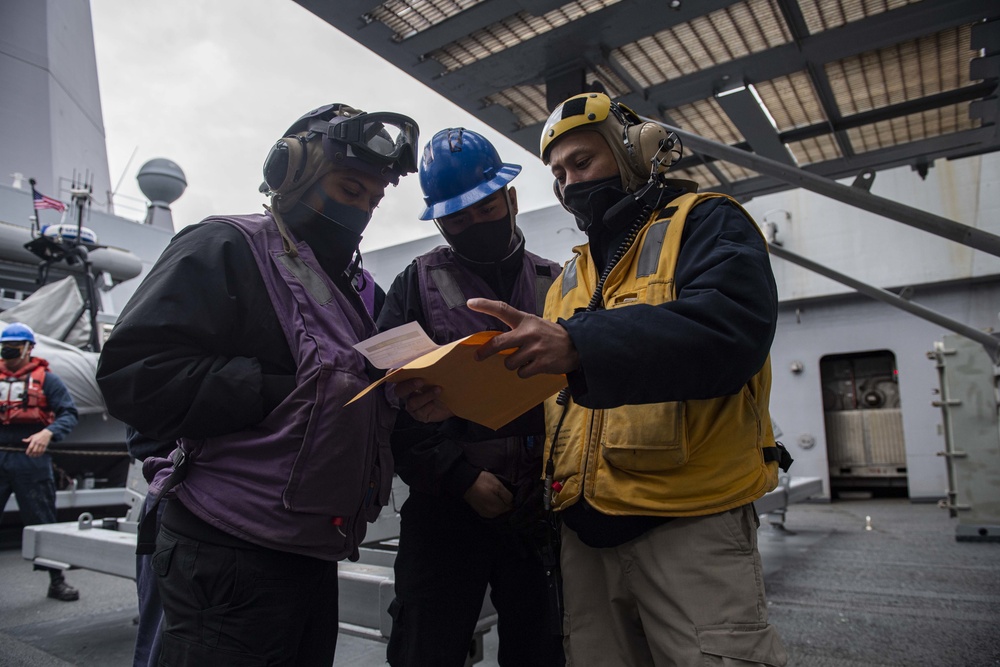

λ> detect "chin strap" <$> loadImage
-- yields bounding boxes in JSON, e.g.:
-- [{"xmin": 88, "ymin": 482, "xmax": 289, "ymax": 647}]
[
  {"xmin": 346, "ymin": 248, "xmax": 363, "ymax": 284},
  {"xmin": 264, "ymin": 198, "xmax": 299, "ymax": 258}
]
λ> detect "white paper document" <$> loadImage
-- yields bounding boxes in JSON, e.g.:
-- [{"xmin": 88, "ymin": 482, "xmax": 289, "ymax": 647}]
[
  {"xmin": 352, "ymin": 321, "xmax": 439, "ymax": 370},
  {"xmin": 348, "ymin": 322, "xmax": 567, "ymax": 430}
]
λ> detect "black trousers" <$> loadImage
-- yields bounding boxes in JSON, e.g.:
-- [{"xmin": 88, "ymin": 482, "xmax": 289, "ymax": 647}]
[
  {"xmin": 387, "ymin": 491, "xmax": 564, "ymax": 667},
  {"xmin": 153, "ymin": 501, "xmax": 339, "ymax": 667},
  {"xmin": 134, "ymin": 497, "xmax": 165, "ymax": 667}
]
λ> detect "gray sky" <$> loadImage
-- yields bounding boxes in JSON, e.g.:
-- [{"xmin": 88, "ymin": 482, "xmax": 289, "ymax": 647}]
[{"xmin": 89, "ymin": 0, "xmax": 557, "ymax": 252}]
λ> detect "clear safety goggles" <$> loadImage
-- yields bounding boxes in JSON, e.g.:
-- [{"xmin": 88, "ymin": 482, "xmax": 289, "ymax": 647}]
[{"xmin": 323, "ymin": 112, "xmax": 419, "ymax": 176}]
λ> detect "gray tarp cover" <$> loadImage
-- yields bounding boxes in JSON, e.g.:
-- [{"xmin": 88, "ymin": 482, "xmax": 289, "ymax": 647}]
[{"xmin": 0, "ymin": 277, "xmax": 106, "ymax": 415}]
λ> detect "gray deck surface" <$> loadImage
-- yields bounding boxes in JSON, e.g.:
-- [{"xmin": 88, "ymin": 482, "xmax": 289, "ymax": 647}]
[{"xmin": 0, "ymin": 497, "xmax": 997, "ymax": 666}]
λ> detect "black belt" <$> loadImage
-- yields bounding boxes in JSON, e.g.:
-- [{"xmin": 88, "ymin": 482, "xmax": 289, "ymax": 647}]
[{"xmin": 136, "ymin": 447, "xmax": 188, "ymax": 555}]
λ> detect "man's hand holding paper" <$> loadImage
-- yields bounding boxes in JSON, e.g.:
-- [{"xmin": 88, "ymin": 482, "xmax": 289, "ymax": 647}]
[
  {"xmin": 467, "ymin": 298, "xmax": 581, "ymax": 378},
  {"xmin": 349, "ymin": 317, "xmax": 568, "ymax": 430},
  {"xmin": 394, "ymin": 298, "xmax": 579, "ymax": 423}
]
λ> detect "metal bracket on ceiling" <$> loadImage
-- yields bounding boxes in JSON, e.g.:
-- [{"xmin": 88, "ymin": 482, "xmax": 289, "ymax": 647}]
[
  {"xmin": 913, "ymin": 159, "xmax": 931, "ymax": 180},
  {"xmin": 852, "ymin": 169, "xmax": 875, "ymax": 192}
]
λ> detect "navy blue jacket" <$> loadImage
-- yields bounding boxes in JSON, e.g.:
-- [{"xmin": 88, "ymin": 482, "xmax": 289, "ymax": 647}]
[{"xmin": 564, "ymin": 196, "xmax": 777, "ymax": 408}]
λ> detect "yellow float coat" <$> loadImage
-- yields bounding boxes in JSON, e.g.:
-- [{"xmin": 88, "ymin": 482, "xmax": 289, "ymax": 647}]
[{"xmin": 544, "ymin": 192, "xmax": 780, "ymax": 517}]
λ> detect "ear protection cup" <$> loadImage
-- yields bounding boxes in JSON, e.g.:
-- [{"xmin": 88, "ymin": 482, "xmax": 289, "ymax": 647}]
[
  {"xmin": 263, "ymin": 134, "xmax": 310, "ymax": 195},
  {"xmin": 624, "ymin": 122, "xmax": 673, "ymax": 176}
]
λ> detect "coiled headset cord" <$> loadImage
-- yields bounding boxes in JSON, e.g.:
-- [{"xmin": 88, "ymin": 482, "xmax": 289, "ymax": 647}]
[{"xmin": 542, "ymin": 181, "xmax": 663, "ymax": 510}]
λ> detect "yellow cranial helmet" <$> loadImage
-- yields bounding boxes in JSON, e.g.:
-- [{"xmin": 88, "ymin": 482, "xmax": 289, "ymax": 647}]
[
  {"xmin": 539, "ymin": 91, "xmax": 675, "ymax": 192},
  {"xmin": 539, "ymin": 92, "xmax": 612, "ymax": 162}
]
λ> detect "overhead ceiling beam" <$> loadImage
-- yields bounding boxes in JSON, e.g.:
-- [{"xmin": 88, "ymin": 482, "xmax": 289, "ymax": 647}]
[
  {"xmin": 663, "ymin": 81, "xmax": 998, "ymax": 162},
  {"xmin": 300, "ymin": 0, "xmax": 997, "ymax": 144},
  {"xmin": 627, "ymin": 0, "xmax": 993, "ymax": 115},
  {"xmin": 296, "ymin": 0, "xmax": 1000, "ymax": 207},
  {"xmin": 393, "ymin": 0, "xmax": 533, "ymax": 55},
  {"xmin": 723, "ymin": 128, "xmax": 1000, "ymax": 200},
  {"xmin": 773, "ymin": 0, "xmax": 854, "ymax": 158},
  {"xmin": 301, "ymin": 0, "xmax": 998, "ymax": 106},
  {"xmin": 510, "ymin": 77, "xmax": 998, "ymax": 159},
  {"xmin": 702, "ymin": 126, "xmax": 998, "ymax": 193},
  {"xmin": 352, "ymin": 0, "xmax": 742, "ymax": 60},
  {"xmin": 714, "ymin": 85, "xmax": 796, "ymax": 165},
  {"xmin": 782, "ymin": 82, "xmax": 998, "ymax": 144},
  {"xmin": 656, "ymin": 119, "xmax": 1000, "ymax": 257},
  {"xmin": 429, "ymin": 0, "xmax": 992, "ymax": 106},
  {"xmin": 382, "ymin": 0, "xmax": 742, "ymax": 96}
]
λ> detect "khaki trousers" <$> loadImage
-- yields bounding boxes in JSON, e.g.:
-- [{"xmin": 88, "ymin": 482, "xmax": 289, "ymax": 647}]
[{"xmin": 561, "ymin": 504, "xmax": 787, "ymax": 667}]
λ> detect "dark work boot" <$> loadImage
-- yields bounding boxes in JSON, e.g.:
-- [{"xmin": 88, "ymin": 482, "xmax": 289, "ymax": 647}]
[{"xmin": 47, "ymin": 576, "xmax": 80, "ymax": 602}]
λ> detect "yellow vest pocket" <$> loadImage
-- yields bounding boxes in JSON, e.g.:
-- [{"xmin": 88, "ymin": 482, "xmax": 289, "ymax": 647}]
[{"xmin": 599, "ymin": 401, "xmax": 688, "ymax": 472}]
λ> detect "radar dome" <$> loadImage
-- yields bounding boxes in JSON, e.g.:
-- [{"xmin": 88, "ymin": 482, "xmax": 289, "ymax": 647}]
[{"xmin": 137, "ymin": 158, "xmax": 187, "ymax": 204}]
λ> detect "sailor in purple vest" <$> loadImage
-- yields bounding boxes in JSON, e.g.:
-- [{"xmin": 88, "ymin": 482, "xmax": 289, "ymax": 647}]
[
  {"xmin": 378, "ymin": 128, "xmax": 565, "ymax": 667},
  {"xmin": 96, "ymin": 103, "xmax": 416, "ymax": 667}
]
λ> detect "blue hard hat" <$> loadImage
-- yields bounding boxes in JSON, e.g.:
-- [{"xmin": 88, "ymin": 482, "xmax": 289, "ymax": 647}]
[
  {"xmin": 418, "ymin": 128, "xmax": 521, "ymax": 220},
  {"xmin": 1, "ymin": 322, "xmax": 35, "ymax": 344}
]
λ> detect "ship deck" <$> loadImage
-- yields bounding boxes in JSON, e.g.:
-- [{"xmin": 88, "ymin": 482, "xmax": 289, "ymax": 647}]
[{"xmin": 0, "ymin": 496, "xmax": 997, "ymax": 666}]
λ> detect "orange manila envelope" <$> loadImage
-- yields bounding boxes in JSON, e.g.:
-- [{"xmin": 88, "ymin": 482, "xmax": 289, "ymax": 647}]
[{"xmin": 347, "ymin": 330, "xmax": 567, "ymax": 430}]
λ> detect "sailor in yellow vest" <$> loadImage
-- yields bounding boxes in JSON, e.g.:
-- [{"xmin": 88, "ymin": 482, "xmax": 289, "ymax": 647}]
[{"xmin": 466, "ymin": 92, "xmax": 791, "ymax": 666}]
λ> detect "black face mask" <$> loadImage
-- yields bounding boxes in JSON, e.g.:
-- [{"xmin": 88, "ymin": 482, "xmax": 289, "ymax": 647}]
[
  {"xmin": 560, "ymin": 176, "xmax": 635, "ymax": 234},
  {"xmin": 443, "ymin": 212, "xmax": 515, "ymax": 263},
  {"xmin": 1, "ymin": 346, "xmax": 24, "ymax": 360},
  {"xmin": 303, "ymin": 197, "xmax": 372, "ymax": 237},
  {"xmin": 286, "ymin": 199, "xmax": 370, "ymax": 276}
]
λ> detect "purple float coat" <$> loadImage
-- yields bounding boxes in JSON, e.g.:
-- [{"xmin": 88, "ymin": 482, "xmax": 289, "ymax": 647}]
[
  {"xmin": 146, "ymin": 213, "xmax": 394, "ymax": 562},
  {"xmin": 415, "ymin": 245, "xmax": 559, "ymax": 343},
  {"xmin": 415, "ymin": 245, "xmax": 559, "ymax": 479}
]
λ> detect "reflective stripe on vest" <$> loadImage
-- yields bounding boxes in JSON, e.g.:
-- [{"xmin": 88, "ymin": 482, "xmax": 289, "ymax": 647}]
[{"xmin": 428, "ymin": 260, "xmax": 557, "ymax": 317}]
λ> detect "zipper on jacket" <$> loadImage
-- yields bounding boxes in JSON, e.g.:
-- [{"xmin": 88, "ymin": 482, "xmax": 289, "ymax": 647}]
[{"xmin": 581, "ymin": 408, "xmax": 603, "ymax": 500}]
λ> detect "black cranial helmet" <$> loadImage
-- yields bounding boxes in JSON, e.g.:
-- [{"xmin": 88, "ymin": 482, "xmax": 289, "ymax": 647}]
[{"xmin": 262, "ymin": 103, "xmax": 419, "ymax": 210}]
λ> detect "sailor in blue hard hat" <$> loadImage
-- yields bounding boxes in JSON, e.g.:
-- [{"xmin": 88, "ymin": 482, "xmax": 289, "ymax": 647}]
[
  {"xmin": 0, "ymin": 321, "xmax": 36, "ymax": 358},
  {"xmin": 418, "ymin": 127, "xmax": 522, "ymax": 264},
  {"xmin": 378, "ymin": 128, "xmax": 565, "ymax": 667}
]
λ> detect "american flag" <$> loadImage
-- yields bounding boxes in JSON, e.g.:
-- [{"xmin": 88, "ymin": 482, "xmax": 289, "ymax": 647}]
[{"xmin": 33, "ymin": 188, "xmax": 66, "ymax": 213}]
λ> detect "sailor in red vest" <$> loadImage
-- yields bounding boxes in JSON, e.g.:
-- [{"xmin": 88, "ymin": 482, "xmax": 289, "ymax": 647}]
[{"xmin": 0, "ymin": 321, "xmax": 80, "ymax": 601}]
